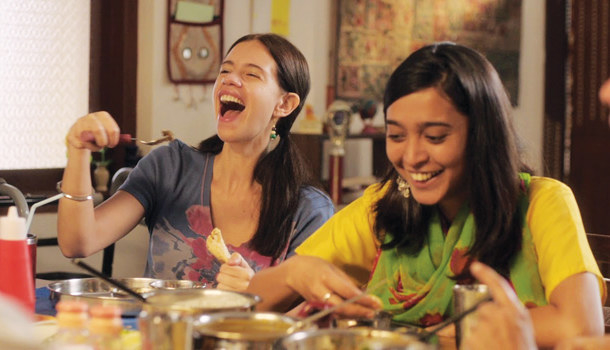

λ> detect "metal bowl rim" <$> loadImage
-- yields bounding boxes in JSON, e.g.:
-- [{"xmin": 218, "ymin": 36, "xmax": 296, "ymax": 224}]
[{"xmin": 193, "ymin": 311, "xmax": 297, "ymax": 341}]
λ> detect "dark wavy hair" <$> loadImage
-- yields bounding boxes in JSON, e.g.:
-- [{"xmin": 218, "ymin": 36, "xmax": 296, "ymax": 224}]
[
  {"xmin": 374, "ymin": 42, "xmax": 530, "ymax": 276},
  {"xmin": 198, "ymin": 33, "xmax": 315, "ymax": 260}
]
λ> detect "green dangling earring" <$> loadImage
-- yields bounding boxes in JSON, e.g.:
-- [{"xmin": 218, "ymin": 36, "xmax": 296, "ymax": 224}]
[{"xmin": 270, "ymin": 125, "xmax": 278, "ymax": 140}]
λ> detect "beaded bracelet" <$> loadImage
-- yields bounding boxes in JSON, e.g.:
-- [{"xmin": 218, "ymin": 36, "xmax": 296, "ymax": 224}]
[{"xmin": 56, "ymin": 181, "xmax": 94, "ymax": 202}]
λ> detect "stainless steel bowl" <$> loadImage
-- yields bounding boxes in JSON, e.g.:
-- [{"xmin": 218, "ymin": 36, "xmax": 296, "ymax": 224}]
[
  {"xmin": 192, "ymin": 312, "xmax": 297, "ymax": 349},
  {"xmin": 47, "ymin": 277, "xmax": 159, "ymax": 316},
  {"xmin": 149, "ymin": 279, "xmax": 206, "ymax": 290},
  {"xmin": 279, "ymin": 328, "xmax": 434, "ymax": 350},
  {"xmin": 138, "ymin": 289, "xmax": 261, "ymax": 350}
]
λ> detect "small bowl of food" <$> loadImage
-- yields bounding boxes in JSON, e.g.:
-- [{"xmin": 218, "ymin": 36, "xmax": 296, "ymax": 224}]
[
  {"xmin": 149, "ymin": 280, "xmax": 206, "ymax": 290},
  {"xmin": 192, "ymin": 312, "xmax": 298, "ymax": 349}
]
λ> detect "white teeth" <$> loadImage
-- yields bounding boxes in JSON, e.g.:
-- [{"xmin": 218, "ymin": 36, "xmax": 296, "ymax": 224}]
[
  {"xmin": 411, "ymin": 171, "xmax": 440, "ymax": 182},
  {"xmin": 220, "ymin": 94, "xmax": 244, "ymax": 106}
]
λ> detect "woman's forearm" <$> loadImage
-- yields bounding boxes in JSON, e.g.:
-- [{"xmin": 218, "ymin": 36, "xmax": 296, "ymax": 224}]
[
  {"xmin": 247, "ymin": 257, "xmax": 302, "ymax": 311},
  {"xmin": 529, "ymin": 273, "xmax": 604, "ymax": 348},
  {"xmin": 57, "ymin": 146, "xmax": 98, "ymax": 257}
]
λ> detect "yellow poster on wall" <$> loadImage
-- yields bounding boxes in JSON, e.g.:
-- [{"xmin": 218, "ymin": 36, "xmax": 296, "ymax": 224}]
[{"xmin": 271, "ymin": 0, "xmax": 290, "ymax": 36}]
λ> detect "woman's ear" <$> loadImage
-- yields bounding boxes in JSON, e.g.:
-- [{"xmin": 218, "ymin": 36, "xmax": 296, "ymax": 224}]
[{"xmin": 273, "ymin": 92, "xmax": 300, "ymax": 118}]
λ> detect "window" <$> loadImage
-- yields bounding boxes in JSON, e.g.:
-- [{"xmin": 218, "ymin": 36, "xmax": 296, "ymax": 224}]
[{"xmin": 0, "ymin": 0, "xmax": 90, "ymax": 169}]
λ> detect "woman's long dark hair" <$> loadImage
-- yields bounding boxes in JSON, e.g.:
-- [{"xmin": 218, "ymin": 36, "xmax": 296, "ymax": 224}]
[
  {"xmin": 198, "ymin": 33, "xmax": 315, "ymax": 261},
  {"xmin": 374, "ymin": 42, "xmax": 529, "ymax": 276}
]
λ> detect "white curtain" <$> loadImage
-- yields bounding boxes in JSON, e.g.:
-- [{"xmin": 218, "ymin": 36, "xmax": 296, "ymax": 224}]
[{"xmin": 0, "ymin": 0, "xmax": 90, "ymax": 169}]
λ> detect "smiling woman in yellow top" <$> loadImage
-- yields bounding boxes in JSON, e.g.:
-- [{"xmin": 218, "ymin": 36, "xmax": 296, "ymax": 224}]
[{"xmin": 247, "ymin": 42, "xmax": 605, "ymax": 348}]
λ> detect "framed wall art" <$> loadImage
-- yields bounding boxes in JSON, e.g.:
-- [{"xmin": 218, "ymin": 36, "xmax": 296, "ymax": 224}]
[
  {"xmin": 335, "ymin": 0, "xmax": 522, "ymax": 105},
  {"xmin": 167, "ymin": 0, "xmax": 224, "ymax": 84}
]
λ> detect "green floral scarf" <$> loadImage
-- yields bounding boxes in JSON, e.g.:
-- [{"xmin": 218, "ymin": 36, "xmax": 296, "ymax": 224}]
[{"xmin": 367, "ymin": 173, "xmax": 547, "ymax": 326}]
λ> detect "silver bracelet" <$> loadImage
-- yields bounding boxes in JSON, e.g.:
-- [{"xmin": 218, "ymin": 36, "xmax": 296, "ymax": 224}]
[{"xmin": 56, "ymin": 181, "xmax": 94, "ymax": 202}]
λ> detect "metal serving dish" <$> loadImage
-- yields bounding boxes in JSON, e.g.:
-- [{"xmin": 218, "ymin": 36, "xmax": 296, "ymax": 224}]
[
  {"xmin": 138, "ymin": 289, "xmax": 261, "ymax": 350},
  {"xmin": 192, "ymin": 312, "xmax": 298, "ymax": 349},
  {"xmin": 279, "ymin": 328, "xmax": 435, "ymax": 350},
  {"xmin": 47, "ymin": 277, "xmax": 159, "ymax": 316}
]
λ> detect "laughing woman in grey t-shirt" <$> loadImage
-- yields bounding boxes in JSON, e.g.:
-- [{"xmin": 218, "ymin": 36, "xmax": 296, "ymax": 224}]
[{"xmin": 58, "ymin": 33, "xmax": 334, "ymax": 291}]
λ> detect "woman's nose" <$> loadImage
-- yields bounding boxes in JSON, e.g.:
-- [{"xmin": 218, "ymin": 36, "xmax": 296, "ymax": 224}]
[
  {"xmin": 221, "ymin": 72, "xmax": 242, "ymax": 87},
  {"xmin": 403, "ymin": 139, "xmax": 428, "ymax": 168}
]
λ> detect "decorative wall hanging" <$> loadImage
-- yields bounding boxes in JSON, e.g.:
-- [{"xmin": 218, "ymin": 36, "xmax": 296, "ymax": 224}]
[
  {"xmin": 167, "ymin": 0, "xmax": 224, "ymax": 84},
  {"xmin": 335, "ymin": 0, "xmax": 522, "ymax": 105}
]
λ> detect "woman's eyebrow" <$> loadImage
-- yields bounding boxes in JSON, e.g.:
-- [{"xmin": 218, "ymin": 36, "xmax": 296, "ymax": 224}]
[
  {"xmin": 220, "ymin": 61, "xmax": 266, "ymax": 75},
  {"xmin": 386, "ymin": 120, "xmax": 451, "ymax": 128},
  {"xmin": 244, "ymin": 63, "xmax": 266, "ymax": 74},
  {"xmin": 421, "ymin": 121, "xmax": 451, "ymax": 129},
  {"xmin": 386, "ymin": 119, "xmax": 401, "ymax": 126}
]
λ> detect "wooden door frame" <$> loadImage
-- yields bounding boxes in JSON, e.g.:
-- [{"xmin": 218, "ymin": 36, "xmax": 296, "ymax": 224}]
[{"xmin": 543, "ymin": 0, "xmax": 568, "ymax": 180}]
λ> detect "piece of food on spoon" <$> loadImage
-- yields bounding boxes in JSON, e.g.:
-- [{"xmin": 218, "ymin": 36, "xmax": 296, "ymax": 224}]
[{"xmin": 207, "ymin": 228, "xmax": 231, "ymax": 263}]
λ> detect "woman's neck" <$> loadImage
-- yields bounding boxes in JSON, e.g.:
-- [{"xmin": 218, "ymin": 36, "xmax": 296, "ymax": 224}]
[{"xmin": 213, "ymin": 146, "xmax": 261, "ymax": 193}]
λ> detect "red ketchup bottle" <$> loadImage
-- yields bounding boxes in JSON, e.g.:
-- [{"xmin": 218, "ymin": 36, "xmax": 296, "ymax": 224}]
[{"xmin": 0, "ymin": 206, "xmax": 35, "ymax": 313}]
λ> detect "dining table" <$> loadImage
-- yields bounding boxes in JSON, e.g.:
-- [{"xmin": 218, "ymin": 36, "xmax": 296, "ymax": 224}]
[{"xmin": 33, "ymin": 279, "xmax": 458, "ymax": 350}]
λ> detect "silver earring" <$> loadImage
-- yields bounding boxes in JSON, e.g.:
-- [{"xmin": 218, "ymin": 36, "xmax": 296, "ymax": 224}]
[{"xmin": 396, "ymin": 176, "xmax": 410, "ymax": 198}]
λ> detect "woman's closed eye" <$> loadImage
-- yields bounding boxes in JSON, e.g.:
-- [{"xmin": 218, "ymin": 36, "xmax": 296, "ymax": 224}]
[
  {"xmin": 387, "ymin": 133, "xmax": 405, "ymax": 141},
  {"xmin": 245, "ymin": 72, "xmax": 261, "ymax": 79},
  {"xmin": 426, "ymin": 134, "xmax": 447, "ymax": 143}
]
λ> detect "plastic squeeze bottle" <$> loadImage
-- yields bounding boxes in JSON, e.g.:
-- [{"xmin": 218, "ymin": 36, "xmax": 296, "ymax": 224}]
[{"xmin": 0, "ymin": 206, "xmax": 35, "ymax": 313}]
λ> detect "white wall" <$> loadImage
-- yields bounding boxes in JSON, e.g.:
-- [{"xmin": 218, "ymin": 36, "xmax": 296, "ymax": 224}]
[{"xmin": 33, "ymin": 212, "xmax": 148, "ymax": 278}]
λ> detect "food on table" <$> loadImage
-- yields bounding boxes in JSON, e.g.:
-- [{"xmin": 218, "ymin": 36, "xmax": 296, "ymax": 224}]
[
  {"xmin": 206, "ymin": 228, "xmax": 231, "ymax": 263},
  {"xmin": 170, "ymin": 292, "xmax": 253, "ymax": 310}
]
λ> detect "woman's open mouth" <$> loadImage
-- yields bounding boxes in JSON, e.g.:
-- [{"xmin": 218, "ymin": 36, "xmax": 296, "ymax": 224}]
[
  {"xmin": 220, "ymin": 94, "xmax": 245, "ymax": 117},
  {"xmin": 410, "ymin": 170, "xmax": 443, "ymax": 183}
]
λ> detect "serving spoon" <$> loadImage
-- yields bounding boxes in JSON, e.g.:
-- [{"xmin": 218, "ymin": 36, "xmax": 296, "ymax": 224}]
[{"xmin": 71, "ymin": 259, "xmax": 148, "ymax": 303}]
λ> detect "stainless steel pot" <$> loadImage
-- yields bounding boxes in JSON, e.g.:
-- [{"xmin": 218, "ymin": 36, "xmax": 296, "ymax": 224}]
[
  {"xmin": 138, "ymin": 289, "xmax": 260, "ymax": 350},
  {"xmin": 279, "ymin": 328, "xmax": 435, "ymax": 350},
  {"xmin": 47, "ymin": 277, "xmax": 159, "ymax": 316},
  {"xmin": 192, "ymin": 312, "xmax": 297, "ymax": 349}
]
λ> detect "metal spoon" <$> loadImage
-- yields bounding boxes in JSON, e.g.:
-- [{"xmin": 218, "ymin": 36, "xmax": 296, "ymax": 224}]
[
  {"xmin": 71, "ymin": 259, "xmax": 148, "ymax": 303},
  {"xmin": 80, "ymin": 130, "xmax": 174, "ymax": 147}
]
